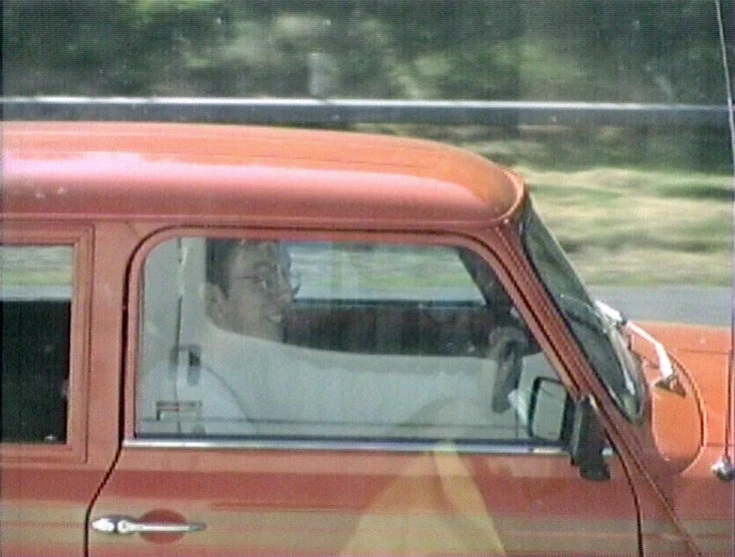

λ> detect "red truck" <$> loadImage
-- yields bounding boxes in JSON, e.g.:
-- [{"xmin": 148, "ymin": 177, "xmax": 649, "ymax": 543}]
[{"xmin": 2, "ymin": 121, "xmax": 733, "ymax": 556}]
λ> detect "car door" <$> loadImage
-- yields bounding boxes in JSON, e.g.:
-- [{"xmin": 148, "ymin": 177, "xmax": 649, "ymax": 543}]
[{"xmin": 88, "ymin": 229, "xmax": 640, "ymax": 557}]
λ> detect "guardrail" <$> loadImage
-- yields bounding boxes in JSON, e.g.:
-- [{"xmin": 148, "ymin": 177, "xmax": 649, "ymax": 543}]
[{"xmin": 3, "ymin": 96, "xmax": 731, "ymax": 128}]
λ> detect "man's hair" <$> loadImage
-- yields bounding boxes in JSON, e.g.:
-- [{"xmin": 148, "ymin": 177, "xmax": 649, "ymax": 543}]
[{"xmin": 205, "ymin": 239, "xmax": 242, "ymax": 296}]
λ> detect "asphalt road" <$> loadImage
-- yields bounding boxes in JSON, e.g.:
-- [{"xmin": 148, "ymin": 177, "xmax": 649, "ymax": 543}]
[{"xmin": 590, "ymin": 286, "xmax": 731, "ymax": 328}]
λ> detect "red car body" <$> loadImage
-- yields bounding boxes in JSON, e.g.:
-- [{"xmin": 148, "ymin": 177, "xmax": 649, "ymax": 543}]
[{"xmin": 1, "ymin": 122, "xmax": 733, "ymax": 556}]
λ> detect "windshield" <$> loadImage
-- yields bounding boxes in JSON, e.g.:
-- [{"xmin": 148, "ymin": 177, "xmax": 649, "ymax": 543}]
[{"xmin": 521, "ymin": 203, "xmax": 644, "ymax": 421}]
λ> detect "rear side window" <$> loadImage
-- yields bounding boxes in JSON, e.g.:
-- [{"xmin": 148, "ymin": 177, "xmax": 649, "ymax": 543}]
[
  {"xmin": 136, "ymin": 236, "xmax": 563, "ymax": 446},
  {"xmin": 1, "ymin": 246, "xmax": 73, "ymax": 443}
]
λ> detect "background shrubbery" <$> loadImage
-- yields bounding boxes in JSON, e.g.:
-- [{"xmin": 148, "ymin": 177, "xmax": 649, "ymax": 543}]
[
  {"xmin": 4, "ymin": 0, "xmax": 733, "ymax": 285},
  {"xmin": 4, "ymin": 0, "xmax": 729, "ymax": 101}
]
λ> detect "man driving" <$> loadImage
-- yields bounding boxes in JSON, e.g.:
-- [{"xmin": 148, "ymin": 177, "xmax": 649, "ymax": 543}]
[{"xmin": 138, "ymin": 237, "xmax": 532, "ymax": 439}]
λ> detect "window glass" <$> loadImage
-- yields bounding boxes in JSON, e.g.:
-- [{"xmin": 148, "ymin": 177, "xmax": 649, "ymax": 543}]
[
  {"xmin": 289, "ymin": 243, "xmax": 485, "ymax": 303},
  {"xmin": 136, "ymin": 237, "xmax": 563, "ymax": 445},
  {"xmin": 521, "ymin": 204, "xmax": 644, "ymax": 420},
  {"xmin": 1, "ymin": 246, "xmax": 73, "ymax": 443}
]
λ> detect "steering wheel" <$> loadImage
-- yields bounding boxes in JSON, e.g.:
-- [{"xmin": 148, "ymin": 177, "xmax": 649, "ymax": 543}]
[{"xmin": 487, "ymin": 325, "xmax": 530, "ymax": 413}]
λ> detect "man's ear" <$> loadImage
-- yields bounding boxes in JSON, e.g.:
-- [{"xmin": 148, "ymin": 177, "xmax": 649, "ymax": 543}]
[{"xmin": 201, "ymin": 283, "xmax": 228, "ymax": 325}]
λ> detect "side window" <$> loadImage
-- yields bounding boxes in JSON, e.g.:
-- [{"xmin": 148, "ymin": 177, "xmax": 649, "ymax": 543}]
[
  {"xmin": 136, "ymin": 237, "xmax": 564, "ymax": 445},
  {"xmin": 1, "ymin": 246, "xmax": 73, "ymax": 444}
]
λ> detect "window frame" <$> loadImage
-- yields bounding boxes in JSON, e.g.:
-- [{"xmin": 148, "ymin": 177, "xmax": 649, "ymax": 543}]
[
  {"xmin": 0, "ymin": 223, "xmax": 92, "ymax": 464},
  {"xmin": 126, "ymin": 226, "xmax": 574, "ymax": 452}
]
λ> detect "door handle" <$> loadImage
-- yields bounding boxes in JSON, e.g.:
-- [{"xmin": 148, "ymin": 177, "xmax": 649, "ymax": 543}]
[{"xmin": 92, "ymin": 515, "xmax": 206, "ymax": 535}]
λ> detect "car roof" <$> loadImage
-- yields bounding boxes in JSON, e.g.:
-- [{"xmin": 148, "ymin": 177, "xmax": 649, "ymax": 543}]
[{"xmin": 3, "ymin": 122, "xmax": 525, "ymax": 229}]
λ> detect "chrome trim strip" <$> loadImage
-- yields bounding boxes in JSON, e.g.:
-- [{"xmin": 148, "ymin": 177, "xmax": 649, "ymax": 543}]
[{"xmin": 124, "ymin": 437, "xmax": 569, "ymax": 455}]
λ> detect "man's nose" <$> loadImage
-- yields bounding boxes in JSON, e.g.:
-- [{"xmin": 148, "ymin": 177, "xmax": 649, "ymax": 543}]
[{"xmin": 277, "ymin": 284, "xmax": 293, "ymax": 304}]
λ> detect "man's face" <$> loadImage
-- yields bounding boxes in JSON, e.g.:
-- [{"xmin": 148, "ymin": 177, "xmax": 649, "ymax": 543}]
[{"xmin": 207, "ymin": 241, "xmax": 294, "ymax": 341}]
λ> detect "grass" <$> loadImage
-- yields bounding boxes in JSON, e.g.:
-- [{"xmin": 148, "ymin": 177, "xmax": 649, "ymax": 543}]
[
  {"xmin": 357, "ymin": 123, "xmax": 733, "ymax": 287},
  {"xmin": 521, "ymin": 167, "xmax": 732, "ymax": 285}
]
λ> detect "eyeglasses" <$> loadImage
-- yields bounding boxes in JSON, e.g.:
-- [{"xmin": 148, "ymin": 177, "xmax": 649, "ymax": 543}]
[{"xmin": 236, "ymin": 268, "xmax": 302, "ymax": 295}]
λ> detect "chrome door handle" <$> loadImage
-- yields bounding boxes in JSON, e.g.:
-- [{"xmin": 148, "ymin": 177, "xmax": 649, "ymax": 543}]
[{"xmin": 92, "ymin": 515, "xmax": 206, "ymax": 535}]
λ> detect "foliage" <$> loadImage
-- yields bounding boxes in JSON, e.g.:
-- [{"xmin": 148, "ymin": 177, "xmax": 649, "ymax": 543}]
[
  {"xmin": 3, "ymin": 0, "xmax": 729, "ymax": 102},
  {"xmin": 3, "ymin": 0, "xmax": 732, "ymax": 286}
]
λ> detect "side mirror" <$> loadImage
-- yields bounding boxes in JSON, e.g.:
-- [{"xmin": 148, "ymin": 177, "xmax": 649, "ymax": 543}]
[
  {"xmin": 569, "ymin": 396, "xmax": 610, "ymax": 482},
  {"xmin": 529, "ymin": 378, "xmax": 610, "ymax": 482},
  {"xmin": 527, "ymin": 376, "xmax": 570, "ymax": 442}
]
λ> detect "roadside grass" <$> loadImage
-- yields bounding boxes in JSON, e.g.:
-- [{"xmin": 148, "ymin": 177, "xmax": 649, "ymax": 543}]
[
  {"xmin": 357, "ymin": 124, "xmax": 733, "ymax": 287},
  {"xmin": 519, "ymin": 167, "xmax": 732, "ymax": 286}
]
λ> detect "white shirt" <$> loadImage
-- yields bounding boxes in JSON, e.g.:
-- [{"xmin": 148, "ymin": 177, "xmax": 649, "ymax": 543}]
[{"xmin": 138, "ymin": 321, "xmax": 497, "ymax": 439}]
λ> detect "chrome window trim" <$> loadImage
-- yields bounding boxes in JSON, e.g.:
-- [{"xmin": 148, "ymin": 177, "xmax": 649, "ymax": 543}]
[{"xmin": 124, "ymin": 437, "xmax": 569, "ymax": 455}]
